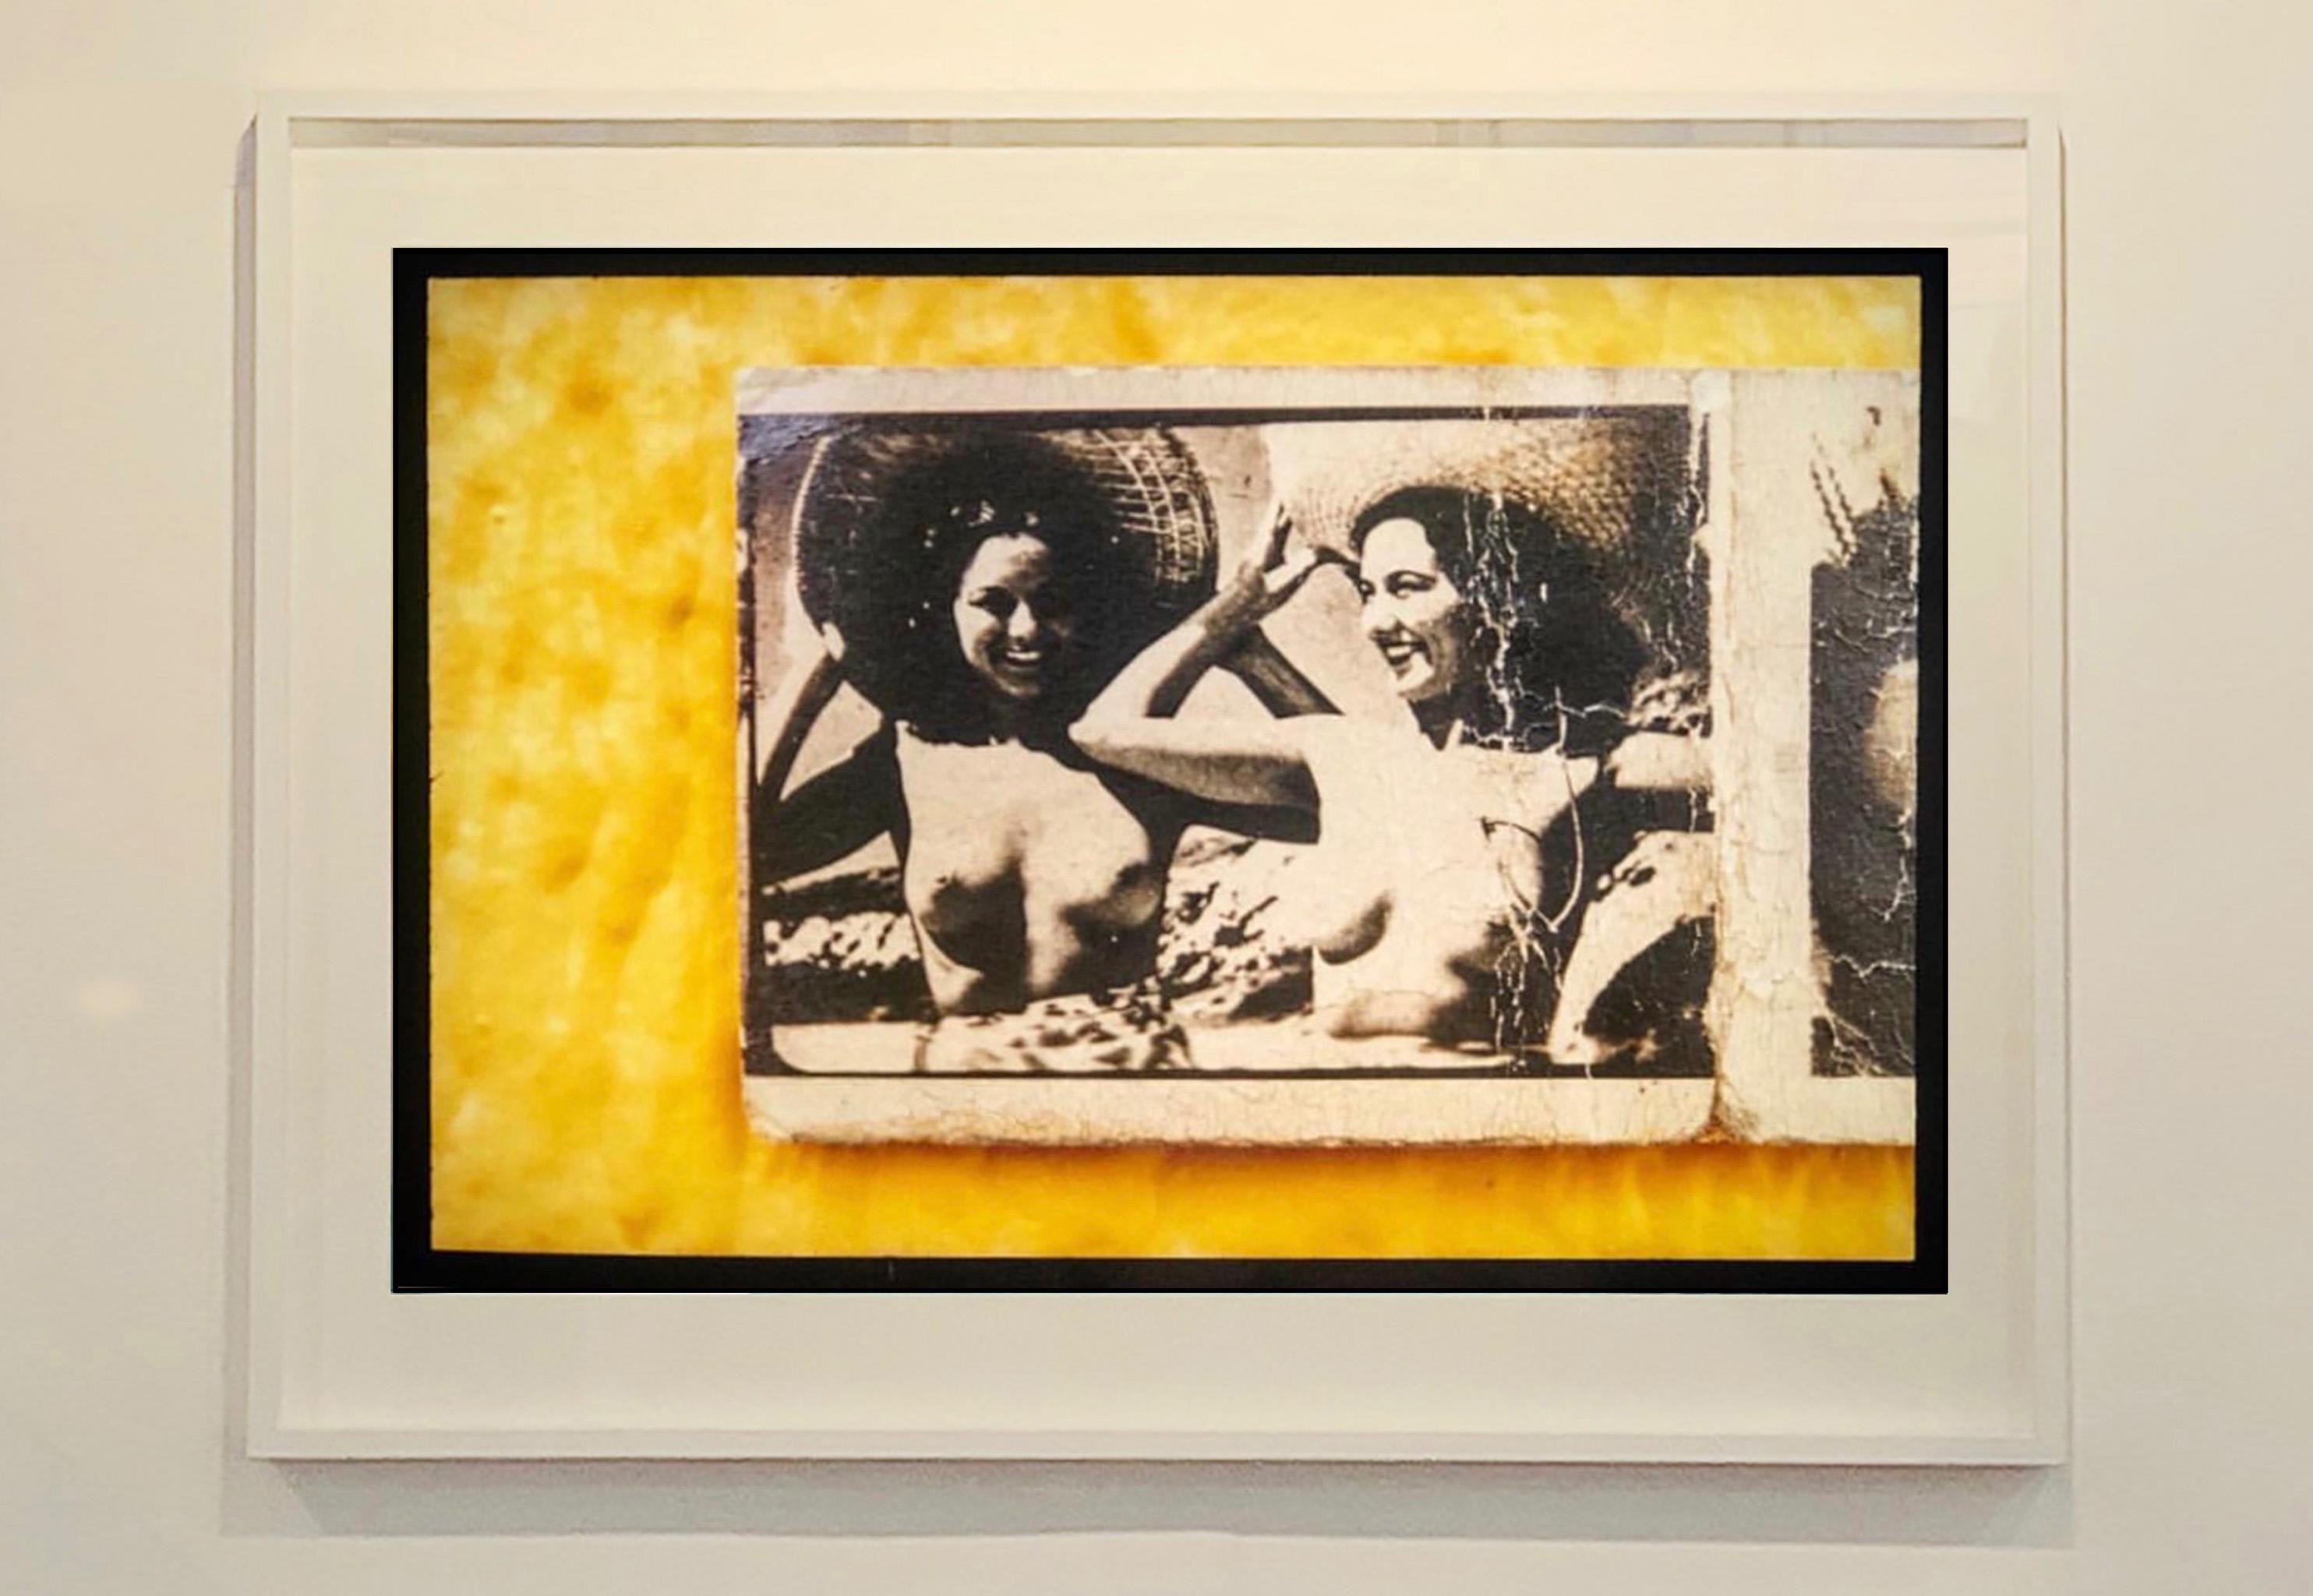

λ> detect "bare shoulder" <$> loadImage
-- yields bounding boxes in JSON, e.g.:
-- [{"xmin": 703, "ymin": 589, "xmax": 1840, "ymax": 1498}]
[
  {"xmin": 1293, "ymin": 716, "xmax": 1433, "ymax": 802},
  {"xmin": 1291, "ymin": 715, "xmax": 1403, "ymax": 761}
]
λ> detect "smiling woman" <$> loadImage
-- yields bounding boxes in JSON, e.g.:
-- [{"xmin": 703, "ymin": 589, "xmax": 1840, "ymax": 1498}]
[
  {"xmin": 1357, "ymin": 515, "xmax": 1473, "ymax": 702},
  {"xmin": 1344, "ymin": 486, "xmax": 1652, "ymax": 757},
  {"xmin": 1069, "ymin": 471, "xmax": 1713, "ymax": 1055},
  {"xmin": 828, "ymin": 436, "xmax": 1145, "ymax": 740},
  {"xmin": 952, "ymin": 525, "xmax": 1076, "ymax": 704},
  {"xmin": 747, "ymin": 424, "xmax": 1325, "ymax": 1067}
]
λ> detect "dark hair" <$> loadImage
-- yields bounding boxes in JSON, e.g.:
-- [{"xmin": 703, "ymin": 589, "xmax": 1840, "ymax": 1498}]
[
  {"xmin": 857, "ymin": 435, "xmax": 1135, "ymax": 741},
  {"xmin": 1350, "ymin": 486, "xmax": 1651, "ymax": 754}
]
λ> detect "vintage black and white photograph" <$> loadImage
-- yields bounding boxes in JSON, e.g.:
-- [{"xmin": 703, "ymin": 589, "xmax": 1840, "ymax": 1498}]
[{"xmin": 737, "ymin": 366, "xmax": 1924, "ymax": 1149}]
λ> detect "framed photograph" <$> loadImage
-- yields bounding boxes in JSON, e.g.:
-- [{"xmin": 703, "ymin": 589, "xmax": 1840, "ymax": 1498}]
[{"xmin": 247, "ymin": 98, "xmax": 2064, "ymax": 1460}]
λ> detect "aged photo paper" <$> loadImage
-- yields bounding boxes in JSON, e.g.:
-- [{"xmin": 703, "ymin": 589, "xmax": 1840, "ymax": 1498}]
[{"xmin": 738, "ymin": 368, "xmax": 1921, "ymax": 1150}]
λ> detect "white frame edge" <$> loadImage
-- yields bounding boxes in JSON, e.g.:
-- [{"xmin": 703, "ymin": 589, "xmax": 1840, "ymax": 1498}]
[
  {"xmin": 243, "ymin": 97, "xmax": 298, "ymax": 1464},
  {"xmin": 241, "ymin": 94, "xmax": 2069, "ymax": 1465}
]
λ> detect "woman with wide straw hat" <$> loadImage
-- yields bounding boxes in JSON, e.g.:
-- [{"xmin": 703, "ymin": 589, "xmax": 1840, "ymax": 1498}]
[
  {"xmin": 1070, "ymin": 414, "xmax": 1715, "ymax": 1057},
  {"xmin": 752, "ymin": 422, "xmax": 1325, "ymax": 1073}
]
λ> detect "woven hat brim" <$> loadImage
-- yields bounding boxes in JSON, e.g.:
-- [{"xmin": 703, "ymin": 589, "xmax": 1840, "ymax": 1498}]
[
  {"xmin": 790, "ymin": 423, "xmax": 1220, "ymax": 717},
  {"xmin": 1264, "ymin": 412, "xmax": 1697, "ymax": 590}
]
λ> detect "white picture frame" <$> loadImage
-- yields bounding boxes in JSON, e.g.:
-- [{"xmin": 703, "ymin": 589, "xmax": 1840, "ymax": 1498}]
[{"xmin": 242, "ymin": 95, "xmax": 2068, "ymax": 1464}]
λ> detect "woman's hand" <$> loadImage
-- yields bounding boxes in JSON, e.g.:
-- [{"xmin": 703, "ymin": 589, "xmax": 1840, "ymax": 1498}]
[
  {"xmin": 1223, "ymin": 506, "xmax": 1327, "ymax": 620},
  {"xmin": 1075, "ymin": 504, "xmax": 1333, "ymax": 735}
]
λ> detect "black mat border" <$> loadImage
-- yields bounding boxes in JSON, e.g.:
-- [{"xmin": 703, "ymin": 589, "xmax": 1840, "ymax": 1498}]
[{"xmin": 393, "ymin": 246, "xmax": 1948, "ymax": 1294}]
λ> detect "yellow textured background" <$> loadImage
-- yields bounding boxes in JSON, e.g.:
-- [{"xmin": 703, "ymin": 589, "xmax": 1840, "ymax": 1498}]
[{"xmin": 428, "ymin": 274, "xmax": 1919, "ymax": 1259}]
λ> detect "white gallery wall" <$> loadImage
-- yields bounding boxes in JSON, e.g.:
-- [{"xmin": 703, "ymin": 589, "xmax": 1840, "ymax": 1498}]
[{"xmin": 4, "ymin": 1, "xmax": 2309, "ymax": 1590}]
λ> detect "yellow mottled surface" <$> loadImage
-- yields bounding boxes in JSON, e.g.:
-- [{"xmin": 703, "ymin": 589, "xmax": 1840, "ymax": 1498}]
[{"xmin": 429, "ymin": 274, "xmax": 1919, "ymax": 1259}]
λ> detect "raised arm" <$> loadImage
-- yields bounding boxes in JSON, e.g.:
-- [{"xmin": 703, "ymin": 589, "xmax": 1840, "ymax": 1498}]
[
  {"xmin": 1072, "ymin": 510, "xmax": 1330, "ymax": 811},
  {"xmin": 1226, "ymin": 626, "xmax": 1337, "ymax": 719},
  {"xmin": 1089, "ymin": 507, "xmax": 1324, "ymax": 719},
  {"xmin": 754, "ymin": 726, "xmax": 901, "ymax": 884},
  {"xmin": 751, "ymin": 630, "xmax": 902, "ymax": 885}
]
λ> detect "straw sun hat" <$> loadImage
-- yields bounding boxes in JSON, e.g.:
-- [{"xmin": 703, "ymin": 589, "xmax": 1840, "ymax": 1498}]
[
  {"xmin": 1266, "ymin": 410, "xmax": 1709, "ymax": 736},
  {"xmin": 789, "ymin": 423, "xmax": 1220, "ymax": 720},
  {"xmin": 1262, "ymin": 411, "xmax": 1700, "ymax": 607}
]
